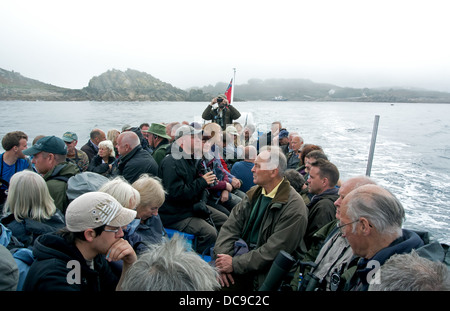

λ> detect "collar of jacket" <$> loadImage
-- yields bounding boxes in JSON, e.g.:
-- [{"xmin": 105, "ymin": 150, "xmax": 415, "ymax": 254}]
[
  {"xmin": 119, "ymin": 145, "xmax": 142, "ymax": 163},
  {"xmin": 247, "ymin": 177, "xmax": 290, "ymax": 209}
]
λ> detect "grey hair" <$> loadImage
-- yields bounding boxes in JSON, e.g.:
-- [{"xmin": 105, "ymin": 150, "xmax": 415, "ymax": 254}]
[
  {"xmin": 120, "ymin": 234, "xmax": 220, "ymax": 291},
  {"xmin": 369, "ymin": 250, "xmax": 450, "ymax": 291},
  {"xmin": 98, "ymin": 139, "xmax": 115, "ymax": 158},
  {"xmin": 346, "ymin": 184, "xmax": 405, "ymax": 236},
  {"xmin": 258, "ymin": 145, "xmax": 287, "ymax": 177}
]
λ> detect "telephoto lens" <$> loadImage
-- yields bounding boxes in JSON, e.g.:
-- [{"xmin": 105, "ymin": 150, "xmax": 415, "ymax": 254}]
[{"xmin": 258, "ymin": 250, "xmax": 296, "ymax": 291}]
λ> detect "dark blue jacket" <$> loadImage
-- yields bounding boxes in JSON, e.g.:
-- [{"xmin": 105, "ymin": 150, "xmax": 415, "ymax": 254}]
[
  {"xmin": 23, "ymin": 232, "xmax": 119, "ymax": 291},
  {"xmin": 345, "ymin": 229, "xmax": 424, "ymax": 291}
]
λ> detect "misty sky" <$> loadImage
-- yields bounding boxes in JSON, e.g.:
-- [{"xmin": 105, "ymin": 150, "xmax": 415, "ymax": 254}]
[{"xmin": 1, "ymin": 0, "xmax": 450, "ymax": 92}]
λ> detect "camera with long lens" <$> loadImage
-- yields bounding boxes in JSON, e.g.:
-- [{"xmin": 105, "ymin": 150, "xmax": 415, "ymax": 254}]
[
  {"xmin": 258, "ymin": 250, "xmax": 318, "ymax": 291},
  {"xmin": 217, "ymin": 97, "xmax": 224, "ymax": 103}
]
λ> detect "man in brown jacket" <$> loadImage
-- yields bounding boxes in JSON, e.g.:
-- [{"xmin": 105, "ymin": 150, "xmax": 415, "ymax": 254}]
[{"xmin": 214, "ymin": 146, "xmax": 308, "ymax": 290}]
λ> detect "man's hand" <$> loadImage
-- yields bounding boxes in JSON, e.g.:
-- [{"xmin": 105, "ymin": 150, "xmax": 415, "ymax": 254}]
[
  {"xmin": 231, "ymin": 178, "xmax": 241, "ymax": 189},
  {"xmin": 218, "ymin": 272, "xmax": 235, "ymax": 287},
  {"xmin": 106, "ymin": 238, "xmax": 137, "ymax": 266},
  {"xmin": 202, "ymin": 171, "xmax": 216, "ymax": 185},
  {"xmin": 215, "ymin": 254, "xmax": 233, "ymax": 273},
  {"xmin": 220, "ymin": 190, "xmax": 229, "ymax": 203}
]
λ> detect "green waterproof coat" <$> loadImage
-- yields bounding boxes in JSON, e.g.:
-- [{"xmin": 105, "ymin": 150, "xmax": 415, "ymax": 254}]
[
  {"xmin": 43, "ymin": 162, "xmax": 79, "ymax": 213},
  {"xmin": 213, "ymin": 178, "xmax": 308, "ymax": 289}
]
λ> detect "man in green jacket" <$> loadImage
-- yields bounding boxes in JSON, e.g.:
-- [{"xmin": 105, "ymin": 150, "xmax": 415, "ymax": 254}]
[
  {"xmin": 143, "ymin": 123, "xmax": 172, "ymax": 165},
  {"xmin": 24, "ymin": 136, "xmax": 79, "ymax": 213},
  {"xmin": 214, "ymin": 146, "xmax": 308, "ymax": 290}
]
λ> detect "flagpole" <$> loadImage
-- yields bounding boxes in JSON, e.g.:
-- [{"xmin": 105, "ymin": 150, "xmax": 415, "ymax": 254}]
[{"xmin": 230, "ymin": 68, "xmax": 236, "ymax": 105}]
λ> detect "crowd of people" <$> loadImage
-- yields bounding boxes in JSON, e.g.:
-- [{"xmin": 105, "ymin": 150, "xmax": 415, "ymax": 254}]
[{"xmin": 0, "ymin": 96, "xmax": 449, "ymax": 292}]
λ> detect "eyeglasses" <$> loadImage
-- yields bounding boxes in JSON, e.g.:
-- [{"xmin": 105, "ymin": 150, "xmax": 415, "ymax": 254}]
[
  {"xmin": 103, "ymin": 226, "xmax": 122, "ymax": 234},
  {"xmin": 337, "ymin": 219, "xmax": 360, "ymax": 234}
]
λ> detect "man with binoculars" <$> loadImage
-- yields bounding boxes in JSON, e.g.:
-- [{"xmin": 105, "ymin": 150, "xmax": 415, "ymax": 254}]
[{"xmin": 202, "ymin": 95, "xmax": 241, "ymax": 130}]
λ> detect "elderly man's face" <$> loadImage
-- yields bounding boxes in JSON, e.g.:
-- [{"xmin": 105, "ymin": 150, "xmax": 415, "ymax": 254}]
[
  {"xmin": 339, "ymin": 196, "xmax": 366, "ymax": 258},
  {"xmin": 116, "ymin": 135, "xmax": 128, "ymax": 156},
  {"xmin": 290, "ymin": 137, "xmax": 302, "ymax": 152},
  {"xmin": 251, "ymin": 151, "xmax": 277, "ymax": 186}
]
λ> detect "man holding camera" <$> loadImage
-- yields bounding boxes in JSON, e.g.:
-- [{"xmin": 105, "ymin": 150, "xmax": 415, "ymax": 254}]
[{"xmin": 202, "ymin": 95, "xmax": 241, "ymax": 131}]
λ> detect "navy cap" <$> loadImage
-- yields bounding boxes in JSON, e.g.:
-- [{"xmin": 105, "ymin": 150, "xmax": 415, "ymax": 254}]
[
  {"xmin": 23, "ymin": 135, "xmax": 68, "ymax": 156},
  {"xmin": 279, "ymin": 129, "xmax": 289, "ymax": 139}
]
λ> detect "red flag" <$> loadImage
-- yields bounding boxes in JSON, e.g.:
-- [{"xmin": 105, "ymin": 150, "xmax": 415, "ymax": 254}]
[{"xmin": 224, "ymin": 78, "xmax": 233, "ymax": 103}]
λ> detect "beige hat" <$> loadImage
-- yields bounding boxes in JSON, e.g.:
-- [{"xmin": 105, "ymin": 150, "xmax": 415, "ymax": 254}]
[
  {"xmin": 65, "ymin": 192, "xmax": 137, "ymax": 232},
  {"xmin": 225, "ymin": 125, "xmax": 239, "ymax": 136}
]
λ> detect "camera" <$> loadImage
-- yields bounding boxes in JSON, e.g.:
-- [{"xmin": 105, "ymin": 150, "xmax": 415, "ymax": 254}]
[{"xmin": 217, "ymin": 97, "xmax": 224, "ymax": 103}]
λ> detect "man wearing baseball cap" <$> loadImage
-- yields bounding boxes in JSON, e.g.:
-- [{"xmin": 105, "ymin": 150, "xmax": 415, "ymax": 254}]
[
  {"xmin": 23, "ymin": 192, "xmax": 137, "ymax": 291},
  {"xmin": 158, "ymin": 125, "xmax": 228, "ymax": 254},
  {"xmin": 62, "ymin": 131, "xmax": 89, "ymax": 173},
  {"xmin": 23, "ymin": 136, "xmax": 79, "ymax": 213}
]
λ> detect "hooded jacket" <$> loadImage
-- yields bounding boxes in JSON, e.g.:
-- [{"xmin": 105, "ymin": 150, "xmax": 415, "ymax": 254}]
[
  {"xmin": 23, "ymin": 233, "xmax": 119, "ymax": 291},
  {"xmin": 213, "ymin": 178, "xmax": 308, "ymax": 289},
  {"xmin": 44, "ymin": 162, "xmax": 79, "ymax": 213},
  {"xmin": 158, "ymin": 144, "xmax": 209, "ymax": 227},
  {"xmin": 344, "ymin": 228, "xmax": 424, "ymax": 291}
]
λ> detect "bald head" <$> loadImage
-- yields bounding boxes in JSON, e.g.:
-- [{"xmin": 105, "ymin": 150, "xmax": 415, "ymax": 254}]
[
  {"xmin": 116, "ymin": 131, "xmax": 140, "ymax": 156},
  {"xmin": 335, "ymin": 175, "xmax": 377, "ymax": 216}
]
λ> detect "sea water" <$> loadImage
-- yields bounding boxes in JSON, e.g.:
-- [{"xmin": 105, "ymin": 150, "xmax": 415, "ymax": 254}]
[{"xmin": 1, "ymin": 100, "xmax": 449, "ymax": 244}]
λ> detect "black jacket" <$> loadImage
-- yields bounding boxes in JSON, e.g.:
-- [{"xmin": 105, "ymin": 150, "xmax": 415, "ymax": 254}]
[
  {"xmin": 87, "ymin": 155, "xmax": 116, "ymax": 176},
  {"xmin": 157, "ymin": 144, "xmax": 209, "ymax": 227},
  {"xmin": 0, "ymin": 211, "xmax": 65, "ymax": 248},
  {"xmin": 23, "ymin": 233, "xmax": 119, "ymax": 291},
  {"xmin": 80, "ymin": 140, "xmax": 98, "ymax": 162},
  {"xmin": 112, "ymin": 145, "xmax": 158, "ymax": 184}
]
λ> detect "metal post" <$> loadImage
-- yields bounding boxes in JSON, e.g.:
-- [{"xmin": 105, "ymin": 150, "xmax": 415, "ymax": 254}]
[{"xmin": 366, "ymin": 115, "xmax": 380, "ymax": 177}]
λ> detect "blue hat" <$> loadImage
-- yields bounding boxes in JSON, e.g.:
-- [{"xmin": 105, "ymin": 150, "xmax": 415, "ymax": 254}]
[
  {"xmin": 279, "ymin": 129, "xmax": 289, "ymax": 139},
  {"xmin": 23, "ymin": 135, "xmax": 67, "ymax": 156}
]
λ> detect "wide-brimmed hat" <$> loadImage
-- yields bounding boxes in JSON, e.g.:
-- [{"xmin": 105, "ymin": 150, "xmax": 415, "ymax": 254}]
[
  {"xmin": 23, "ymin": 136, "xmax": 67, "ymax": 156},
  {"xmin": 65, "ymin": 192, "xmax": 137, "ymax": 232},
  {"xmin": 144, "ymin": 123, "xmax": 171, "ymax": 140}
]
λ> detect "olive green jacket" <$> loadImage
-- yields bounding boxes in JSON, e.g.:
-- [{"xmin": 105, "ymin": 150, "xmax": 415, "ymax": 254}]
[
  {"xmin": 213, "ymin": 178, "xmax": 308, "ymax": 289},
  {"xmin": 44, "ymin": 162, "xmax": 79, "ymax": 213}
]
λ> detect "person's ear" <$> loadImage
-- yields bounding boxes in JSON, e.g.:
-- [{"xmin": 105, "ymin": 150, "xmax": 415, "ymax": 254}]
[
  {"xmin": 360, "ymin": 217, "xmax": 372, "ymax": 236},
  {"xmin": 84, "ymin": 229, "xmax": 97, "ymax": 242}
]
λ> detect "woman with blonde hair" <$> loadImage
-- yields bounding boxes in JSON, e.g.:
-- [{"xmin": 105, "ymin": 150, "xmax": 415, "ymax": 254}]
[
  {"xmin": 132, "ymin": 174, "xmax": 167, "ymax": 245},
  {"xmin": 1, "ymin": 170, "xmax": 65, "ymax": 247},
  {"xmin": 98, "ymin": 176, "xmax": 144, "ymax": 254},
  {"xmin": 107, "ymin": 129, "xmax": 120, "ymax": 158}
]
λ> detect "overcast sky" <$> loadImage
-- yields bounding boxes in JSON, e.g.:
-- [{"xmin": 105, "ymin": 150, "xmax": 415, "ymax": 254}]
[{"xmin": 1, "ymin": 0, "xmax": 450, "ymax": 92}]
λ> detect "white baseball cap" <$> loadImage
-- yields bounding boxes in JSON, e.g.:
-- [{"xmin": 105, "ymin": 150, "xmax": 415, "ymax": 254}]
[{"xmin": 65, "ymin": 192, "xmax": 136, "ymax": 232}]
